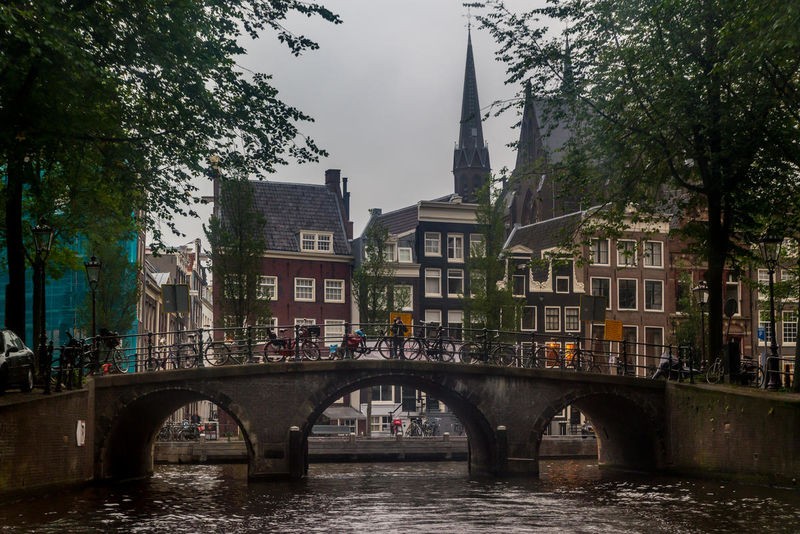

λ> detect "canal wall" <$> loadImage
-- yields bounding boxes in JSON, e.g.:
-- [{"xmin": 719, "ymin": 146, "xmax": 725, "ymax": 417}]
[
  {"xmin": 0, "ymin": 390, "xmax": 92, "ymax": 497},
  {"xmin": 153, "ymin": 435, "xmax": 599, "ymax": 464},
  {"xmin": 666, "ymin": 383, "xmax": 800, "ymax": 486}
]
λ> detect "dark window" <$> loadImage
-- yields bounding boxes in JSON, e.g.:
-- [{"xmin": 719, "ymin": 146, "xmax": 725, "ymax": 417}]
[{"xmin": 618, "ymin": 280, "xmax": 637, "ymax": 310}]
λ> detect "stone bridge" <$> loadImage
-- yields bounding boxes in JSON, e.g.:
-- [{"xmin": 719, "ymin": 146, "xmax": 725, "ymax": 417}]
[{"xmin": 91, "ymin": 360, "xmax": 668, "ymax": 481}]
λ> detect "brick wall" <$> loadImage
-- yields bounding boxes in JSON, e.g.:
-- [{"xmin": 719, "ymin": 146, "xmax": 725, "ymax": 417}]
[
  {"xmin": 0, "ymin": 391, "xmax": 92, "ymax": 497},
  {"xmin": 666, "ymin": 383, "xmax": 800, "ymax": 485}
]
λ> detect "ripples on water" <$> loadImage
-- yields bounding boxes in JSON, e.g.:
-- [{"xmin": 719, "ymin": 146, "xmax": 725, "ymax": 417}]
[{"xmin": 1, "ymin": 461, "xmax": 798, "ymax": 533}]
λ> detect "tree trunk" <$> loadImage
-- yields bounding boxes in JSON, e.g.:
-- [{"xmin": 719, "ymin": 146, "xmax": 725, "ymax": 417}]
[{"xmin": 5, "ymin": 154, "xmax": 26, "ymax": 339}]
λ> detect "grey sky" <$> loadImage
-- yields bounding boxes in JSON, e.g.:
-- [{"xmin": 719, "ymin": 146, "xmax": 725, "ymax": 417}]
[{"xmin": 169, "ymin": 0, "xmax": 539, "ymax": 246}]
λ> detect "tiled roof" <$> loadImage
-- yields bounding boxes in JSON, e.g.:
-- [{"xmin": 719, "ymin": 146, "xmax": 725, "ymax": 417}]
[
  {"xmin": 250, "ymin": 181, "xmax": 351, "ymax": 255},
  {"xmin": 505, "ymin": 211, "xmax": 584, "ymax": 254}
]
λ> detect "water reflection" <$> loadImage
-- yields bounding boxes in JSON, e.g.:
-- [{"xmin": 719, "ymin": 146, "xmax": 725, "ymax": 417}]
[{"xmin": 0, "ymin": 461, "xmax": 797, "ymax": 533}]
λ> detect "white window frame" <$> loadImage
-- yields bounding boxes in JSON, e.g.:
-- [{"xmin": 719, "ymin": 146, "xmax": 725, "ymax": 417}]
[
  {"xmin": 555, "ymin": 276, "xmax": 570, "ymax": 294},
  {"xmin": 424, "ymin": 232, "xmax": 441, "ymax": 256},
  {"xmin": 324, "ymin": 279, "xmax": 345, "ymax": 303},
  {"xmin": 470, "ymin": 234, "xmax": 484, "ymax": 258},
  {"xmin": 294, "ymin": 277, "xmax": 315, "ymax": 302},
  {"xmin": 618, "ymin": 278, "xmax": 638, "ymax": 310},
  {"xmin": 447, "ymin": 269, "xmax": 464, "ymax": 297},
  {"xmin": 512, "ymin": 274, "xmax": 526, "ymax": 297},
  {"xmin": 544, "ymin": 306, "xmax": 561, "ymax": 332},
  {"xmin": 644, "ymin": 279, "xmax": 664, "ymax": 312},
  {"xmin": 564, "ymin": 307, "xmax": 581, "ymax": 332},
  {"xmin": 783, "ymin": 310, "xmax": 797, "ymax": 345},
  {"xmin": 257, "ymin": 275, "xmax": 277, "ymax": 300},
  {"xmin": 383, "ymin": 242, "xmax": 397, "ymax": 262},
  {"xmin": 424, "ymin": 309, "xmax": 442, "ymax": 326},
  {"xmin": 725, "ymin": 273, "xmax": 741, "ymax": 317},
  {"xmin": 254, "ymin": 316, "xmax": 278, "ymax": 342},
  {"xmin": 643, "ymin": 241, "xmax": 663, "ymax": 268},
  {"xmin": 425, "ymin": 268, "xmax": 442, "ymax": 297},
  {"xmin": 758, "ymin": 269, "xmax": 770, "ymax": 300},
  {"xmin": 394, "ymin": 284, "xmax": 414, "ymax": 312},
  {"xmin": 447, "ymin": 234, "xmax": 464, "ymax": 263},
  {"xmin": 590, "ymin": 277, "xmax": 612, "ymax": 310},
  {"xmin": 294, "ymin": 317, "xmax": 316, "ymax": 326},
  {"xmin": 300, "ymin": 231, "xmax": 333, "ymax": 253},
  {"xmin": 324, "ymin": 319, "xmax": 346, "ymax": 345},
  {"xmin": 591, "ymin": 238, "xmax": 610, "ymax": 266},
  {"xmin": 521, "ymin": 305, "xmax": 537, "ymax": 331},
  {"xmin": 398, "ymin": 247, "xmax": 413, "ymax": 263},
  {"xmin": 617, "ymin": 240, "xmax": 637, "ymax": 267}
]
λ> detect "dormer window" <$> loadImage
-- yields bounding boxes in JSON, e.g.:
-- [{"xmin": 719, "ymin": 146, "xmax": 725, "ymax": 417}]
[{"xmin": 300, "ymin": 231, "xmax": 333, "ymax": 253}]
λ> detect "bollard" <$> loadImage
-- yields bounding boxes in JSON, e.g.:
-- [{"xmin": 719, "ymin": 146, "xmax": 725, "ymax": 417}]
[
  {"xmin": 288, "ymin": 426, "xmax": 304, "ymax": 479},
  {"xmin": 443, "ymin": 431, "xmax": 450, "ymax": 442},
  {"xmin": 496, "ymin": 425, "xmax": 508, "ymax": 476}
]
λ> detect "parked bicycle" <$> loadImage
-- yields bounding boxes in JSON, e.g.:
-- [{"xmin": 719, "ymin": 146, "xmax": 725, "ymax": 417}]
[
  {"xmin": 404, "ymin": 323, "xmax": 456, "ymax": 362},
  {"xmin": 459, "ymin": 330, "xmax": 515, "ymax": 365},
  {"xmin": 202, "ymin": 331, "xmax": 242, "ymax": 367},
  {"xmin": 264, "ymin": 326, "xmax": 321, "ymax": 362},
  {"xmin": 86, "ymin": 329, "xmax": 128, "ymax": 374},
  {"xmin": 145, "ymin": 333, "xmax": 198, "ymax": 371},
  {"xmin": 405, "ymin": 416, "xmax": 439, "ymax": 437}
]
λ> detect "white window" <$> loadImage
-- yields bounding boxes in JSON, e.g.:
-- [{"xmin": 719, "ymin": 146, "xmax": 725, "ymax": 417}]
[
  {"xmin": 383, "ymin": 243, "xmax": 397, "ymax": 262},
  {"xmin": 448, "ymin": 234, "xmax": 464, "ymax": 262},
  {"xmin": 258, "ymin": 275, "xmax": 277, "ymax": 300},
  {"xmin": 644, "ymin": 280, "xmax": 664, "ymax": 311},
  {"xmin": 294, "ymin": 278, "xmax": 315, "ymax": 301},
  {"xmin": 725, "ymin": 273, "xmax": 740, "ymax": 316},
  {"xmin": 398, "ymin": 247, "xmax": 413, "ymax": 263},
  {"xmin": 448, "ymin": 310, "xmax": 463, "ymax": 340},
  {"xmin": 565, "ymin": 307, "xmax": 580, "ymax": 332},
  {"xmin": 760, "ymin": 310, "xmax": 773, "ymax": 344},
  {"xmin": 394, "ymin": 284, "xmax": 414, "ymax": 311},
  {"xmin": 469, "ymin": 270, "xmax": 485, "ymax": 298},
  {"xmin": 447, "ymin": 269, "xmax": 464, "ymax": 297},
  {"xmin": 425, "ymin": 269, "xmax": 441, "ymax": 296},
  {"xmin": 324, "ymin": 319, "xmax": 346, "ymax": 344},
  {"xmin": 424, "ymin": 232, "xmax": 441, "ymax": 256},
  {"xmin": 643, "ymin": 241, "xmax": 663, "ymax": 268},
  {"xmin": 512, "ymin": 274, "xmax": 526, "ymax": 297},
  {"xmin": 294, "ymin": 318, "xmax": 316, "ymax": 326},
  {"xmin": 324, "ymin": 279, "xmax": 345, "ymax": 303},
  {"xmin": 470, "ymin": 234, "xmax": 484, "ymax": 257},
  {"xmin": 783, "ymin": 311, "xmax": 797, "ymax": 344},
  {"xmin": 545, "ymin": 307, "xmax": 561, "ymax": 332},
  {"xmin": 425, "ymin": 309, "xmax": 442, "ymax": 326},
  {"xmin": 300, "ymin": 231, "xmax": 333, "ymax": 253},
  {"xmin": 618, "ymin": 279, "xmax": 638, "ymax": 310},
  {"xmin": 521, "ymin": 306, "xmax": 536, "ymax": 331},
  {"xmin": 254, "ymin": 316, "xmax": 278, "ymax": 342},
  {"xmin": 591, "ymin": 238, "xmax": 610, "ymax": 265},
  {"xmin": 758, "ymin": 269, "xmax": 769, "ymax": 300},
  {"xmin": 617, "ymin": 240, "xmax": 637, "ymax": 267}
]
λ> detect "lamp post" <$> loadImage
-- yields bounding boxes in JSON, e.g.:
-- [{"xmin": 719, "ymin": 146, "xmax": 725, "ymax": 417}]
[
  {"xmin": 760, "ymin": 234, "xmax": 783, "ymax": 390},
  {"xmin": 84, "ymin": 256, "xmax": 102, "ymax": 339},
  {"xmin": 31, "ymin": 221, "xmax": 54, "ymax": 392},
  {"xmin": 692, "ymin": 281, "xmax": 709, "ymax": 368}
]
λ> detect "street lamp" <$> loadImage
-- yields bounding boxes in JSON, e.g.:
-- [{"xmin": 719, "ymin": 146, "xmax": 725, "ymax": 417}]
[
  {"xmin": 31, "ymin": 221, "xmax": 54, "ymax": 393},
  {"xmin": 759, "ymin": 233, "xmax": 783, "ymax": 390},
  {"xmin": 692, "ymin": 281, "xmax": 709, "ymax": 367},
  {"xmin": 84, "ymin": 256, "xmax": 102, "ymax": 339}
]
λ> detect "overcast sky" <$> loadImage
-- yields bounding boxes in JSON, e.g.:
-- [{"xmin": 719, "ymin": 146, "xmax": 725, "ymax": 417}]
[{"xmin": 168, "ymin": 0, "xmax": 541, "ymax": 247}]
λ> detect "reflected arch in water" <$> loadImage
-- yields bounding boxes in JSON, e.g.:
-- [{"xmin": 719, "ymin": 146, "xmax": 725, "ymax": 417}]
[{"xmin": 302, "ymin": 374, "xmax": 495, "ymax": 474}]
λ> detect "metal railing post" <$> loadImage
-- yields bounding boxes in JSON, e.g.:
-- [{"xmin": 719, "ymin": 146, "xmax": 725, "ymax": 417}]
[
  {"xmin": 147, "ymin": 332, "xmax": 154, "ymax": 373},
  {"xmin": 482, "ymin": 327, "xmax": 488, "ymax": 362},
  {"xmin": 294, "ymin": 324, "xmax": 301, "ymax": 361},
  {"xmin": 247, "ymin": 325, "xmax": 254, "ymax": 363},
  {"xmin": 196, "ymin": 327, "xmax": 205, "ymax": 367},
  {"xmin": 621, "ymin": 339, "xmax": 628, "ymax": 376}
]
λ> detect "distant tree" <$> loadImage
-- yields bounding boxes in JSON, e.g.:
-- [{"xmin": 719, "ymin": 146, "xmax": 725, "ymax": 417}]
[
  {"xmin": 479, "ymin": 0, "xmax": 800, "ymax": 361},
  {"xmin": 353, "ymin": 222, "xmax": 396, "ymax": 334},
  {"xmin": 464, "ymin": 178, "xmax": 520, "ymax": 332},
  {"xmin": 0, "ymin": 1, "xmax": 339, "ymax": 334},
  {"xmin": 204, "ymin": 178, "xmax": 270, "ymax": 331}
]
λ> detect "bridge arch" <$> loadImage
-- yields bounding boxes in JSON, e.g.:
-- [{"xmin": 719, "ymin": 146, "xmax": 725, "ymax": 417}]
[
  {"xmin": 95, "ymin": 384, "xmax": 254, "ymax": 481},
  {"xmin": 302, "ymin": 371, "xmax": 498, "ymax": 474}
]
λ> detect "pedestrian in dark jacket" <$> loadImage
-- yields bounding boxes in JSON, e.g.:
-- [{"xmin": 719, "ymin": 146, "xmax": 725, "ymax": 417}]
[{"xmin": 390, "ymin": 317, "xmax": 407, "ymax": 359}]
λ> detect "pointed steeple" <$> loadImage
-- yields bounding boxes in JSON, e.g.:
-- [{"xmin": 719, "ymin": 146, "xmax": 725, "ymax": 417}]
[
  {"xmin": 453, "ymin": 29, "xmax": 491, "ymax": 202},
  {"xmin": 513, "ymin": 80, "xmax": 544, "ymax": 174},
  {"xmin": 562, "ymin": 33, "xmax": 576, "ymax": 97}
]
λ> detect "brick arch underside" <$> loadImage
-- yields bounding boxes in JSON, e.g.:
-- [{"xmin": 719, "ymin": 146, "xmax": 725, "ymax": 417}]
[
  {"xmin": 541, "ymin": 390, "xmax": 667, "ymax": 472},
  {"xmin": 304, "ymin": 373, "xmax": 498, "ymax": 474},
  {"xmin": 99, "ymin": 387, "xmax": 251, "ymax": 482}
]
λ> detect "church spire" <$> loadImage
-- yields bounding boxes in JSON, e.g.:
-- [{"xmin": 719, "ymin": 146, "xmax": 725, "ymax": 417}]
[
  {"xmin": 453, "ymin": 29, "xmax": 491, "ymax": 202},
  {"xmin": 514, "ymin": 80, "xmax": 544, "ymax": 174}
]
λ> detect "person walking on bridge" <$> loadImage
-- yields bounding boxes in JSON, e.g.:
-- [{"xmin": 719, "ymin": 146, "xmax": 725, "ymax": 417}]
[{"xmin": 390, "ymin": 317, "xmax": 407, "ymax": 360}]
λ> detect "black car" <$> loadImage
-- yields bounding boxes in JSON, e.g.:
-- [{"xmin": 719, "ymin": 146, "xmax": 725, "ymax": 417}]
[{"xmin": 0, "ymin": 329, "xmax": 35, "ymax": 394}]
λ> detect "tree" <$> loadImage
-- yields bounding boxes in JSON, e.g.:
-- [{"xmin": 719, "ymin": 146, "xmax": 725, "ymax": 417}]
[
  {"xmin": 0, "ymin": 1, "xmax": 339, "ymax": 335},
  {"xmin": 80, "ymin": 239, "xmax": 140, "ymax": 337},
  {"xmin": 464, "ymin": 177, "xmax": 519, "ymax": 332},
  {"xmin": 352, "ymin": 222, "xmax": 397, "ymax": 334},
  {"xmin": 479, "ymin": 0, "xmax": 800, "ymax": 361},
  {"xmin": 204, "ymin": 178, "xmax": 270, "ymax": 331}
]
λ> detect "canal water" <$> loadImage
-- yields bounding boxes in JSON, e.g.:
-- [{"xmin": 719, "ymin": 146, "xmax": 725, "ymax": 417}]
[{"xmin": 0, "ymin": 460, "xmax": 798, "ymax": 533}]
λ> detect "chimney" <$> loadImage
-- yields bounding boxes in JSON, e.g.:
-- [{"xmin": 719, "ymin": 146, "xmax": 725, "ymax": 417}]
[
  {"xmin": 325, "ymin": 169, "xmax": 342, "ymax": 196},
  {"xmin": 369, "ymin": 208, "xmax": 383, "ymax": 217},
  {"xmin": 342, "ymin": 177, "xmax": 353, "ymax": 240}
]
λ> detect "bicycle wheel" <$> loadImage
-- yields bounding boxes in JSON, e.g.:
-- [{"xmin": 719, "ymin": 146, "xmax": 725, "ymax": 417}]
[
  {"xmin": 144, "ymin": 355, "xmax": 160, "ymax": 372},
  {"xmin": 459, "ymin": 342, "xmax": 482, "ymax": 364},
  {"xmin": 755, "ymin": 365, "xmax": 766, "ymax": 388},
  {"xmin": 705, "ymin": 359, "xmax": 723, "ymax": 384},
  {"xmin": 301, "ymin": 340, "xmax": 321, "ymax": 360},
  {"xmin": 264, "ymin": 342, "xmax": 287, "ymax": 363},
  {"xmin": 493, "ymin": 344, "xmax": 516, "ymax": 366},
  {"xmin": 227, "ymin": 345, "xmax": 245, "ymax": 365},
  {"xmin": 110, "ymin": 348, "xmax": 129, "ymax": 373},
  {"xmin": 402, "ymin": 338, "xmax": 424, "ymax": 360},
  {"xmin": 438, "ymin": 340, "xmax": 456, "ymax": 362},
  {"xmin": 376, "ymin": 337, "xmax": 393, "ymax": 359},
  {"xmin": 180, "ymin": 345, "xmax": 198, "ymax": 368},
  {"xmin": 204, "ymin": 342, "xmax": 231, "ymax": 366}
]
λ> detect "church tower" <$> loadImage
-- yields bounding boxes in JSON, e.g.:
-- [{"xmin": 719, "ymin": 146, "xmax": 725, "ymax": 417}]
[{"xmin": 452, "ymin": 29, "xmax": 491, "ymax": 202}]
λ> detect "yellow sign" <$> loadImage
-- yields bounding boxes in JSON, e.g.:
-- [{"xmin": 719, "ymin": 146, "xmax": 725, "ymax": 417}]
[
  {"xmin": 604, "ymin": 320, "xmax": 623, "ymax": 341},
  {"xmin": 388, "ymin": 312, "xmax": 413, "ymax": 337}
]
